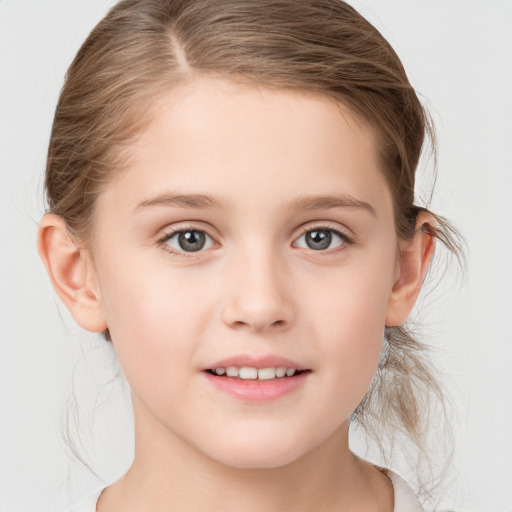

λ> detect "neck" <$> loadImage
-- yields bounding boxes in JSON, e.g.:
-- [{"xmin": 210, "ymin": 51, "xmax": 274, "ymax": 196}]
[{"xmin": 97, "ymin": 401, "xmax": 393, "ymax": 512}]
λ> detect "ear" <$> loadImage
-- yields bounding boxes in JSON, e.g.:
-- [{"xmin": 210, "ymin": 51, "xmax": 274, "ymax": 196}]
[
  {"xmin": 37, "ymin": 214, "xmax": 108, "ymax": 333},
  {"xmin": 385, "ymin": 211, "xmax": 436, "ymax": 327}
]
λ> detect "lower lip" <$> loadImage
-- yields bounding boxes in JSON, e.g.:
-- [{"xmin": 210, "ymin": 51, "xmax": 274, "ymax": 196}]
[{"xmin": 203, "ymin": 371, "xmax": 310, "ymax": 401}]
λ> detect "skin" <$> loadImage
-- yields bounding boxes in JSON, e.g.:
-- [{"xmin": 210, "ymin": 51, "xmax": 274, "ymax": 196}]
[{"xmin": 38, "ymin": 78, "xmax": 435, "ymax": 511}]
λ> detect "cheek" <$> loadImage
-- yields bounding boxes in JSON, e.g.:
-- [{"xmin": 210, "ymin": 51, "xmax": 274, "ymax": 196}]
[
  {"xmin": 304, "ymin": 253, "xmax": 395, "ymax": 406},
  {"xmin": 307, "ymin": 248, "xmax": 394, "ymax": 336},
  {"xmin": 324, "ymin": 280, "xmax": 386, "ymax": 371},
  {"xmin": 96, "ymin": 259, "xmax": 212, "ymax": 394}
]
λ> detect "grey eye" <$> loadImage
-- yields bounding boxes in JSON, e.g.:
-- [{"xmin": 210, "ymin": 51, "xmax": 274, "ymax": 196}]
[
  {"xmin": 295, "ymin": 229, "xmax": 344, "ymax": 251},
  {"xmin": 165, "ymin": 230, "xmax": 214, "ymax": 252}
]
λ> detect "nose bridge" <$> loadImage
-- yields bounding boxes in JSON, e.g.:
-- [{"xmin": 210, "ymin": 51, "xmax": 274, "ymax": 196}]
[{"xmin": 221, "ymin": 238, "xmax": 293, "ymax": 331}]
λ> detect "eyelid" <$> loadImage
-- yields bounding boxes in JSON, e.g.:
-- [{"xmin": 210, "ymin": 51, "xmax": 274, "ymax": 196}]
[
  {"xmin": 292, "ymin": 222, "xmax": 355, "ymax": 252},
  {"xmin": 156, "ymin": 223, "xmax": 219, "ymax": 258},
  {"xmin": 295, "ymin": 221, "xmax": 354, "ymax": 241},
  {"xmin": 154, "ymin": 220, "xmax": 355, "ymax": 258}
]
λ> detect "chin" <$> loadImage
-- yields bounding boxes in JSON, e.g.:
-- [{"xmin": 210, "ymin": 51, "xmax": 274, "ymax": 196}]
[
  {"xmin": 202, "ymin": 433, "xmax": 311, "ymax": 470},
  {"xmin": 216, "ymin": 451, "xmax": 301, "ymax": 470}
]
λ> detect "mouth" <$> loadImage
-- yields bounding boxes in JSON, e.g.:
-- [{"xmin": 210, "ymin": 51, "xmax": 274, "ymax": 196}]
[
  {"xmin": 205, "ymin": 366, "xmax": 311, "ymax": 381},
  {"xmin": 202, "ymin": 361, "xmax": 312, "ymax": 401}
]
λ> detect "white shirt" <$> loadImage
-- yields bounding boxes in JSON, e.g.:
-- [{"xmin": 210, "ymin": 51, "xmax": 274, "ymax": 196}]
[{"xmin": 66, "ymin": 469, "xmax": 423, "ymax": 512}]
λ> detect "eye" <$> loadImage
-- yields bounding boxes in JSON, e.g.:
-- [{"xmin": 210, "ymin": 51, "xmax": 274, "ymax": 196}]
[
  {"xmin": 294, "ymin": 228, "xmax": 348, "ymax": 251},
  {"xmin": 161, "ymin": 229, "xmax": 215, "ymax": 253}
]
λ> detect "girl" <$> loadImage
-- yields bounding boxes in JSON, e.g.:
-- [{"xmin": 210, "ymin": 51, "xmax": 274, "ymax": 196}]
[{"xmin": 37, "ymin": 0, "xmax": 462, "ymax": 510}]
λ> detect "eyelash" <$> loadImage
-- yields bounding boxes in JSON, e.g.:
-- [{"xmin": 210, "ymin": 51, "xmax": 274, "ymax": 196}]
[
  {"xmin": 157, "ymin": 225, "xmax": 216, "ymax": 259},
  {"xmin": 156, "ymin": 223, "xmax": 354, "ymax": 258},
  {"xmin": 295, "ymin": 224, "xmax": 354, "ymax": 254}
]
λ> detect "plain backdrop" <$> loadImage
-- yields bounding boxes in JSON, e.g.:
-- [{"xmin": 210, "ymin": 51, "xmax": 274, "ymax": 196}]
[{"xmin": 1, "ymin": 1, "xmax": 511, "ymax": 511}]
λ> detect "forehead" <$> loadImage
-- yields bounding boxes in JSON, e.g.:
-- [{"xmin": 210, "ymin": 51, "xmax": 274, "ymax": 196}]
[{"xmin": 98, "ymin": 77, "xmax": 391, "ymax": 218}]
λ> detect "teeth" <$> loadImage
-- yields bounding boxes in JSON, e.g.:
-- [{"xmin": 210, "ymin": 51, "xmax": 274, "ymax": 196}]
[
  {"xmin": 226, "ymin": 366, "xmax": 239, "ymax": 377},
  {"xmin": 239, "ymin": 367, "xmax": 258, "ymax": 379},
  {"xmin": 211, "ymin": 366, "xmax": 301, "ymax": 380},
  {"xmin": 257, "ymin": 367, "xmax": 276, "ymax": 380},
  {"xmin": 276, "ymin": 367, "xmax": 287, "ymax": 377}
]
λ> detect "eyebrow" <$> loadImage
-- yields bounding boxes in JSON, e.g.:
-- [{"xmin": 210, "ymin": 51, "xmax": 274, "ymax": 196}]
[
  {"xmin": 133, "ymin": 192, "xmax": 376, "ymax": 217},
  {"xmin": 289, "ymin": 194, "xmax": 377, "ymax": 217},
  {"xmin": 134, "ymin": 193, "xmax": 227, "ymax": 212}
]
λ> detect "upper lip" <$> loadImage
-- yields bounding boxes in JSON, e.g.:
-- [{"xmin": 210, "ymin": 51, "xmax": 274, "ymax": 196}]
[{"xmin": 205, "ymin": 354, "xmax": 309, "ymax": 371}]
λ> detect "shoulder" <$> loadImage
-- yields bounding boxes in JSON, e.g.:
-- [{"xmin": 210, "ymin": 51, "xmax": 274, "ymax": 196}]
[
  {"xmin": 64, "ymin": 487, "xmax": 105, "ymax": 512},
  {"xmin": 381, "ymin": 468, "xmax": 424, "ymax": 512},
  {"xmin": 66, "ymin": 471, "xmax": 424, "ymax": 512}
]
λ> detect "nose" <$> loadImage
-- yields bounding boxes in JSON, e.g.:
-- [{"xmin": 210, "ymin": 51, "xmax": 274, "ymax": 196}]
[{"xmin": 221, "ymin": 247, "xmax": 294, "ymax": 333}]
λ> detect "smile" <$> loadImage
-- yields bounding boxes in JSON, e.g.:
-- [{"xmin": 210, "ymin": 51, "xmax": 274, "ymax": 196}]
[
  {"xmin": 207, "ymin": 366, "xmax": 307, "ymax": 380},
  {"xmin": 203, "ymin": 367, "xmax": 311, "ymax": 401}
]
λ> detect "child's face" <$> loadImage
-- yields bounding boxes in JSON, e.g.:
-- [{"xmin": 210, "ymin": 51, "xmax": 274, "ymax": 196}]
[{"xmin": 89, "ymin": 78, "xmax": 400, "ymax": 468}]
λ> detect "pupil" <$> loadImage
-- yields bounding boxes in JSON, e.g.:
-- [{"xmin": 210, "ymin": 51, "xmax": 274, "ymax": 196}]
[
  {"xmin": 306, "ymin": 230, "xmax": 331, "ymax": 250},
  {"xmin": 178, "ymin": 231, "xmax": 206, "ymax": 252}
]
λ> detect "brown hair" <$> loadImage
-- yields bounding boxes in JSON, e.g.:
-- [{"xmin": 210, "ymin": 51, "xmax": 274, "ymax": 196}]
[{"xmin": 45, "ymin": 0, "xmax": 463, "ymax": 501}]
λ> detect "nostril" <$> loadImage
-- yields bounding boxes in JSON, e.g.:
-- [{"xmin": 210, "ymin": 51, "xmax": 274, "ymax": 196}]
[
  {"xmin": 221, "ymin": 293, "xmax": 294, "ymax": 331},
  {"xmin": 229, "ymin": 318, "xmax": 287, "ymax": 330}
]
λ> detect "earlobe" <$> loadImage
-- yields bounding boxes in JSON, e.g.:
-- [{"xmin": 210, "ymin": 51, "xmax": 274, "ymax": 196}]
[
  {"xmin": 37, "ymin": 214, "xmax": 108, "ymax": 333},
  {"xmin": 385, "ymin": 212, "xmax": 436, "ymax": 327}
]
